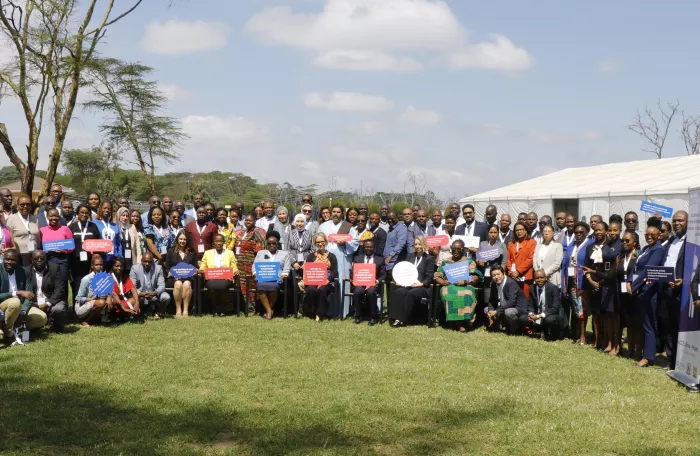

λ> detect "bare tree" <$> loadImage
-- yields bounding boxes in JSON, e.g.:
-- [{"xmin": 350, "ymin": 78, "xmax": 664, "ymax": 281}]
[
  {"xmin": 628, "ymin": 99, "xmax": 680, "ymax": 159},
  {"xmin": 680, "ymin": 111, "xmax": 700, "ymax": 155}
]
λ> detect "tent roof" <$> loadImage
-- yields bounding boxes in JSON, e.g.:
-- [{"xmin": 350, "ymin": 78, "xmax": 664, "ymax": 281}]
[{"xmin": 460, "ymin": 155, "xmax": 700, "ymax": 202}]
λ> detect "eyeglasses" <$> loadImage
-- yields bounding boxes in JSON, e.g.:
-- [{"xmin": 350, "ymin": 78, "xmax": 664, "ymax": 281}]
[
  {"xmin": 302, "ymin": 210, "xmax": 311, "ymax": 213},
  {"xmin": 267, "ymin": 241, "xmax": 278, "ymax": 245},
  {"xmin": 450, "ymin": 247, "xmax": 463, "ymax": 252},
  {"xmin": 659, "ymin": 229, "xmax": 668, "ymax": 233},
  {"xmin": 315, "ymin": 242, "xmax": 327, "ymax": 246},
  {"xmin": 644, "ymin": 233, "xmax": 657, "ymax": 238}
]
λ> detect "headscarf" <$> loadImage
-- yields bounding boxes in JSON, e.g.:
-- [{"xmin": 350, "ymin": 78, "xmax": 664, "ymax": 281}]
[
  {"xmin": 273, "ymin": 206, "xmax": 290, "ymax": 249},
  {"xmin": 293, "ymin": 213, "xmax": 306, "ymax": 231},
  {"xmin": 116, "ymin": 207, "xmax": 131, "ymax": 230}
]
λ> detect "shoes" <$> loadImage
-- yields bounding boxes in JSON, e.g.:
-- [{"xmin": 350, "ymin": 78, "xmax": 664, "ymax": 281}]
[
  {"xmin": 368, "ymin": 318, "xmax": 376, "ymax": 326},
  {"xmin": 391, "ymin": 320, "xmax": 403, "ymax": 328},
  {"xmin": 354, "ymin": 317, "xmax": 362, "ymax": 325},
  {"xmin": 635, "ymin": 359, "xmax": 654, "ymax": 368}
]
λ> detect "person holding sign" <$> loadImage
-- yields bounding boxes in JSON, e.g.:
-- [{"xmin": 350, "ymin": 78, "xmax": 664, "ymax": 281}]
[
  {"xmin": 6, "ymin": 194, "xmax": 39, "ymax": 266},
  {"xmin": 617, "ymin": 230, "xmax": 641, "ymax": 360},
  {"xmin": 507, "ymin": 222, "xmax": 536, "ymax": 299},
  {"xmin": 68, "ymin": 205, "xmax": 102, "ymax": 299},
  {"xmin": 629, "ymin": 226, "xmax": 665, "ymax": 368},
  {"xmin": 75, "ymin": 255, "xmax": 109, "ymax": 326},
  {"xmin": 434, "ymin": 239, "xmax": 483, "ymax": 333},
  {"xmin": 93, "ymin": 201, "xmax": 122, "ymax": 269},
  {"xmin": 302, "ymin": 232, "xmax": 338, "ymax": 321},
  {"xmin": 436, "ymin": 215, "xmax": 459, "ymax": 264},
  {"xmin": 143, "ymin": 206, "xmax": 169, "ymax": 266},
  {"xmin": 455, "ymin": 204, "xmax": 488, "ymax": 256},
  {"xmin": 235, "ymin": 213, "xmax": 267, "ymax": 312},
  {"xmin": 477, "ymin": 224, "xmax": 509, "ymax": 305},
  {"xmin": 351, "ymin": 239, "xmax": 386, "ymax": 326},
  {"xmin": 37, "ymin": 208, "xmax": 74, "ymax": 290},
  {"xmin": 109, "ymin": 257, "xmax": 139, "ymax": 319},
  {"xmin": 252, "ymin": 231, "xmax": 291, "ymax": 320},
  {"xmin": 389, "ymin": 236, "xmax": 435, "ymax": 327},
  {"xmin": 199, "ymin": 234, "xmax": 239, "ymax": 316}
]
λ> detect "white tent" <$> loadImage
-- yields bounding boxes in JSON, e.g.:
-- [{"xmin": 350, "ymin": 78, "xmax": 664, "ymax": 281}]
[{"xmin": 459, "ymin": 155, "xmax": 700, "ymax": 221}]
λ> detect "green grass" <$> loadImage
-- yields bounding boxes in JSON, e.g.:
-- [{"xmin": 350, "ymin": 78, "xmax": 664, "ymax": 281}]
[{"xmin": 0, "ymin": 317, "xmax": 698, "ymax": 455}]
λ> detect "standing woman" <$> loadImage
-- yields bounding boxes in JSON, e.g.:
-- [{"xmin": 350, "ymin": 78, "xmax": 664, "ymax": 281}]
[
  {"xmin": 199, "ymin": 233, "xmax": 239, "ymax": 316},
  {"xmin": 143, "ymin": 206, "xmax": 168, "ymax": 265},
  {"xmin": 6, "ymin": 194, "xmax": 38, "ymax": 266},
  {"xmin": 302, "ymin": 232, "xmax": 338, "ymax": 322},
  {"xmin": 36, "ymin": 208, "xmax": 74, "ymax": 289},
  {"xmin": 69, "ymin": 204, "xmax": 102, "ymax": 297},
  {"xmin": 130, "ymin": 209, "xmax": 146, "ymax": 257},
  {"xmin": 214, "ymin": 207, "xmax": 237, "ymax": 251},
  {"xmin": 252, "ymin": 231, "xmax": 292, "ymax": 320},
  {"xmin": 561, "ymin": 222, "xmax": 591, "ymax": 344},
  {"xmin": 166, "ymin": 209, "xmax": 184, "ymax": 249},
  {"xmin": 287, "ymin": 213, "xmax": 314, "ymax": 274},
  {"xmin": 318, "ymin": 206, "xmax": 331, "ymax": 224},
  {"xmin": 389, "ymin": 236, "xmax": 435, "ymax": 327},
  {"xmin": 476, "ymin": 224, "xmax": 508, "ymax": 305},
  {"xmin": 629, "ymin": 225, "xmax": 665, "ymax": 367},
  {"xmin": 618, "ymin": 230, "xmax": 641, "ymax": 359},
  {"xmin": 301, "ymin": 204, "xmax": 319, "ymax": 235},
  {"xmin": 507, "ymin": 222, "xmax": 536, "ymax": 298},
  {"xmin": 437, "ymin": 215, "xmax": 459, "ymax": 264},
  {"xmin": 235, "ymin": 212, "xmax": 267, "ymax": 312},
  {"xmin": 345, "ymin": 207, "xmax": 359, "ymax": 225},
  {"xmin": 116, "ymin": 207, "xmax": 141, "ymax": 272},
  {"xmin": 584, "ymin": 222, "xmax": 616, "ymax": 352},
  {"xmin": 533, "ymin": 224, "xmax": 563, "ymax": 287},
  {"xmin": 93, "ymin": 200, "xmax": 122, "ymax": 269},
  {"xmin": 86, "ymin": 193, "xmax": 100, "ymax": 220},
  {"xmin": 273, "ymin": 206, "xmax": 291, "ymax": 251},
  {"xmin": 165, "ymin": 231, "xmax": 198, "ymax": 317}
]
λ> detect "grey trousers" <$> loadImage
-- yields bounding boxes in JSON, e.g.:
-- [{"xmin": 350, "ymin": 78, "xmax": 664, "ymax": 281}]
[{"xmin": 140, "ymin": 292, "xmax": 171, "ymax": 316}]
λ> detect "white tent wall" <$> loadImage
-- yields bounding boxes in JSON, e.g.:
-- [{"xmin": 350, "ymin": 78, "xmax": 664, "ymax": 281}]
[
  {"xmin": 471, "ymin": 199, "xmax": 553, "ymax": 223},
  {"xmin": 578, "ymin": 198, "xmax": 609, "ymax": 221}
]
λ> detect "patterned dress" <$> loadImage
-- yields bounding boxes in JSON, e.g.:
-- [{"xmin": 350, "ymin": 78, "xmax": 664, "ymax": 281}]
[
  {"xmin": 436, "ymin": 257, "xmax": 483, "ymax": 322},
  {"xmin": 143, "ymin": 224, "xmax": 169, "ymax": 258},
  {"xmin": 235, "ymin": 227, "xmax": 267, "ymax": 306},
  {"xmin": 218, "ymin": 223, "xmax": 237, "ymax": 251}
]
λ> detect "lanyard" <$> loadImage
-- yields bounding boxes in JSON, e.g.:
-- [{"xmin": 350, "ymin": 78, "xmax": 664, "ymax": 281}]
[
  {"xmin": 570, "ymin": 242, "xmax": 582, "ymax": 261},
  {"xmin": 196, "ymin": 223, "xmax": 206, "ymax": 236},
  {"xmin": 516, "ymin": 242, "xmax": 520, "ymax": 253},
  {"xmin": 112, "ymin": 273, "xmax": 124, "ymax": 296},
  {"xmin": 154, "ymin": 226, "xmax": 165, "ymax": 237},
  {"xmin": 20, "ymin": 215, "xmax": 30, "ymax": 232},
  {"xmin": 77, "ymin": 221, "xmax": 88, "ymax": 243},
  {"xmin": 623, "ymin": 251, "xmax": 635, "ymax": 273},
  {"xmin": 564, "ymin": 232, "xmax": 574, "ymax": 246},
  {"xmin": 414, "ymin": 255, "xmax": 422, "ymax": 268},
  {"xmin": 499, "ymin": 230, "xmax": 510, "ymax": 243}
]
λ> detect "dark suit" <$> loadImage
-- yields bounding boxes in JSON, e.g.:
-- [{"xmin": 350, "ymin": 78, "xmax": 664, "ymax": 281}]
[
  {"xmin": 370, "ymin": 227, "xmax": 387, "ymax": 258},
  {"xmin": 487, "ymin": 277, "xmax": 528, "ymax": 333},
  {"xmin": 630, "ymin": 242, "xmax": 665, "ymax": 361},
  {"xmin": 455, "ymin": 221, "xmax": 489, "ymax": 244},
  {"xmin": 658, "ymin": 234, "xmax": 686, "ymax": 367},
  {"xmin": 351, "ymin": 254, "xmax": 386, "ymax": 319},
  {"xmin": 28, "ymin": 263, "xmax": 68, "ymax": 328},
  {"xmin": 527, "ymin": 282, "xmax": 566, "ymax": 339},
  {"xmin": 388, "ymin": 253, "xmax": 435, "ymax": 324}
]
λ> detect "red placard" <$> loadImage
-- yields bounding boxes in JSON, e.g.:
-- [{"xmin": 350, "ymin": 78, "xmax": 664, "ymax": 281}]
[
  {"xmin": 303, "ymin": 262, "xmax": 328, "ymax": 286},
  {"xmin": 353, "ymin": 263, "xmax": 376, "ymax": 287},
  {"xmin": 328, "ymin": 233, "xmax": 353, "ymax": 243},
  {"xmin": 204, "ymin": 267, "xmax": 234, "ymax": 280},
  {"xmin": 82, "ymin": 239, "xmax": 114, "ymax": 253},
  {"xmin": 426, "ymin": 235, "xmax": 449, "ymax": 248}
]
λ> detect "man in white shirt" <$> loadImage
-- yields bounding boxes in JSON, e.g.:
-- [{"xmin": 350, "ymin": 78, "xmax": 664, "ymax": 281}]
[{"xmin": 255, "ymin": 200, "xmax": 277, "ymax": 232}]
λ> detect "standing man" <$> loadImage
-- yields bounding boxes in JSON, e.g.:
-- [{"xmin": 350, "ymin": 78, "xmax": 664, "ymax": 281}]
[
  {"xmin": 379, "ymin": 204, "xmax": 390, "ymax": 232},
  {"xmin": 37, "ymin": 196, "xmax": 57, "ymax": 228},
  {"xmin": 368, "ymin": 212, "xmax": 387, "ymax": 256},
  {"xmin": 411, "ymin": 204, "xmax": 422, "ymax": 222},
  {"xmin": 402, "ymin": 208, "xmax": 417, "ymax": 254},
  {"xmin": 49, "ymin": 184, "xmax": 63, "ymax": 203},
  {"xmin": 557, "ymin": 214, "xmax": 576, "ymax": 250},
  {"xmin": 0, "ymin": 187, "xmax": 13, "ymax": 220},
  {"xmin": 624, "ymin": 211, "xmax": 646, "ymax": 247},
  {"xmin": 455, "ymin": 204, "xmax": 488, "ymax": 255},
  {"xmin": 587, "ymin": 215, "xmax": 603, "ymax": 242},
  {"xmin": 28, "ymin": 250, "xmax": 67, "ymax": 332},
  {"xmin": 256, "ymin": 200, "xmax": 277, "ymax": 232},
  {"xmin": 117, "ymin": 196, "xmax": 130, "ymax": 210},
  {"xmin": 498, "ymin": 214, "xmax": 512, "ymax": 244},
  {"xmin": 130, "ymin": 252, "xmax": 170, "ymax": 319},
  {"xmin": 427, "ymin": 210, "xmax": 444, "ymax": 236},
  {"xmin": 358, "ymin": 203, "xmax": 369, "ymax": 218},
  {"xmin": 485, "ymin": 205, "xmax": 498, "ymax": 226},
  {"xmin": 413, "ymin": 209, "xmax": 429, "ymax": 237},
  {"xmin": 162, "ymin": 196, "xmax": 174, "ymax": 215},
  {"xmin": 658, "ymin": 210, "xmax": 688, "ymax": 369},
  {"xmin": 449, "ymin": 203, "xmax": 464, "ymax": 226},
  {"xmin": 301, "ymin": 194, "xmax": 317, "ymax": 220},
  {"xmin": 526, "ymin": 212, "xmax": 540, "ymax": 243},
  {"xmin": 60, "ymin": 201, "xmax": 75, "ymax": 226},
  {"xmin": 141, "ymin": 195, "xmax": 161, "ymax": 226},
  {"xmin": 383, "ymin": 211, "xmax": 408, "ymax": 274},
  {"xmin": 184, "ymin": 193, "xmax": 205, "ymax": 220},
  {"xmin": 555, "ymin": 212, "xmax": 567, "ymax": 234},
  {"xmin": 184, "ymin": 206, "xmax": 217, "ymax": 260}
]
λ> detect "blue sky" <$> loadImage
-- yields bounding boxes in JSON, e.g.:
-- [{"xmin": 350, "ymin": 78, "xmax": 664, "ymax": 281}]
[{"xmin": 2, "ymin": 0, "xmax": 699, "ymax": 198}]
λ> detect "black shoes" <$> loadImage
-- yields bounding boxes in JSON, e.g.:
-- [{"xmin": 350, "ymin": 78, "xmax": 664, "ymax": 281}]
[
  {"xmin": 368, "ymin": 318, "xmax": 376, "ymax": 326},
  {"xmin": 354, "ymin": 317, "xmax": 362, "ymax": 325}
]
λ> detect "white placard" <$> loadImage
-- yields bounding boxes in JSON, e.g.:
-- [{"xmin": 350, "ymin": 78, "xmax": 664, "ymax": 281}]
[{"xmin": 392, "ymin": 261, "xmax": 419, "ymax": 287}]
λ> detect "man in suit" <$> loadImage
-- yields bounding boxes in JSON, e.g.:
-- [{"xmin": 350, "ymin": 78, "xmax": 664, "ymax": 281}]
[
  {"xmin": 368, "ymin": 212, "xmax": 387, "ymax": 256},
  {"xmin": 486, "ymin": 265, "xmax": 528, "ymax": 334},
  {"xmin": 352, "ymin": 239, "xmax": 386, "ymax": 326},
  {"xmin": 658, "ymin": 210, "xmax": 688, "ymax": 369},
  {"xmin": 60, "ymin": 200, "xmax": 75, "ymax": 226},
  {"xmin": 427, "ymin": 210, "xmax": 444, "ymax": 236},
  {"xmin": 36, "ymin": 196, "xmax": 58, "ymax": 228},
  {"xmin": 526, "ymin": 269, "xmax": 567, "ymax": 340},
  {"xmin": 383, "ymin": 211, "xmax": 408, "ymax": 273},
  {"xmin": 129, "ymin": 252, "xmax": 170, "ymax": 318},
  {"xmin": 498, "ymin": 214, "xmax": 512, "ymax": 244},
  {"xmin": 402, "ymin": 208, "xmax": 417, "ymax": 254},
  {"xmin": 455, "ymin": 204, "xmax": 488, "ymax": 254},
  {"xmin": 0, "ymin": 249, "xmax": 44, "ymax": 344},
  {"xmin": 526, "ymin": 212, "xmax": 541, "ymax": 243},
  {"xmin": 587, "ymin": 214, "xmax": 603, "ymax": 242},
  {"xmin": 28, "ymin": 250, "xmax": 68, "ymax": 332},
  {"xmin": 554, "ymin": 212, "xmax": 567, "ymax": 234},
  {"xmin": 485, "ymin": 205, "xmax": 498, "ymax": 226}
]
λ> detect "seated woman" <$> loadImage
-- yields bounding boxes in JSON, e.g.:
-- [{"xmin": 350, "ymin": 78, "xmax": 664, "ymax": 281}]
[
  {"xmin": 302, "ymin": 232, "xmax": 338, "ymax": 322},
  {"xmin": 199, "ymin": 233, "xmax": 239, "ymax": 316},
  {"xmin": 252, "ymin": 231, "xmax": 292, "ymax": 320},
  {"xmin": 108, "ymin": 256, "xmax": 139, "ymax": 319},
  {"xmin": 36, "ymin": 208, "xmax": 74, "ymax": 290},
  {"xmin": 389, "ymin": 236, "xmax": 435, "ymax": 327},
  {"xmin": 74, "ymin": 255, "xmax": 110, "ymax": 327},
  {"xmin": 165, "ymin": 231, "xmax": 198, "ymax": 317},
  {"xmin": 434, "ymin": 239, "xmax": 483, "ymax": 333}
]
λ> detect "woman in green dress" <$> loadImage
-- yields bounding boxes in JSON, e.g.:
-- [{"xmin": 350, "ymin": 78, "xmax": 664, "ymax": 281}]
[{"xmin": 435, "ymin": 239, "xmax": 483, "ymax": 333}]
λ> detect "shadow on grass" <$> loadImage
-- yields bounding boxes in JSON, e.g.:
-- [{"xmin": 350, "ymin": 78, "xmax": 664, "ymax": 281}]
[{"xmin": 0, "ymin": 368, "xmax": 511, "ymax": 455}]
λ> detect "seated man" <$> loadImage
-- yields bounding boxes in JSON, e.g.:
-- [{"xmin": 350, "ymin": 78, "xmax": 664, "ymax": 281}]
[
  {"xmin": 351, "ymin": 239, "xmax": 386, "ymax": 326},
  {"xmin": 129, "ymin": 252, "xmax": 170, "ymax": 319},
  {"xmin": 0, "ymin": 249, "xmax": 43, "ymax": 344},
  {"xmin": 28, "ymin": 250, "xmax": 68, "ymax": 332},
  {"xmin": 486, "ymin": 264, "xmax": 528, "ymax": 334},
  {"xmin": 526, "ymin": 269, "xmax": 567, "ymax": 340}
]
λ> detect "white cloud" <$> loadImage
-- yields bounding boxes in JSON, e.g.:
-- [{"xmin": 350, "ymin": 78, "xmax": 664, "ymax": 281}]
[
  {"xmin": 303, "ymin": 91, "xmax": 394, "ymax": 112},
  {"xmin": 182, "ymin": 114, "xmax": 269, "ymax": 142},
  {"xmin": 245, "ymin": 0, "xmax": 533, "ymax": 73},
  {"xmin": 141, "ymin": 20, "xmax": 229, "ymax": 55},
  {"xmin": 398, "ymin": 106, "xmax": 441, "ymax": 126},
  {"xmin": 597, "ymin": 58, "xmax": 622, "ymax": 73},
  {"xmin": 346, "ymin": 121, "xmax": 384, "ymax": 134},
  {"xmin": 158, "ymin": 84, "xmax": 196, "ymax": 103}
]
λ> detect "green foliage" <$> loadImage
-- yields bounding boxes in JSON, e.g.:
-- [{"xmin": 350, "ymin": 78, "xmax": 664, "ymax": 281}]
[{"xmin": 0, "ymin": 166, "xmax": 20, "ymax": 186}]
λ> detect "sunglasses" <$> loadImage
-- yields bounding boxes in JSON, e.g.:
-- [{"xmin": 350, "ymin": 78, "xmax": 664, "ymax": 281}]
[
  {"xmin": 302, "ymin": 210, "xmax": 311, "ymax": 213},
  {"xmin": 644, "ymin": 233, "xmax": 657, "ymax": 238}
]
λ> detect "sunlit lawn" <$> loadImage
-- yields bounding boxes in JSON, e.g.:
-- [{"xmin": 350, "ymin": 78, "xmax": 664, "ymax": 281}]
[{"xmin": 0, "ymin": 315, "xmax": 698, "ymax": 455}]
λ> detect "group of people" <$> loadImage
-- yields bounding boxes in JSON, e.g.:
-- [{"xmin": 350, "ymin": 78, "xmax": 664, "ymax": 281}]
[{"xmin": 0, "ymin": 185, "xmax": 691, "ymax": 371}]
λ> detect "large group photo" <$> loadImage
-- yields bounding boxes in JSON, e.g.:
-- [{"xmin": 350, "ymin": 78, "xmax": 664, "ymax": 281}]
[{"xmin": 1, "ymin": 0, "xmax": 700, "ymax": 455}]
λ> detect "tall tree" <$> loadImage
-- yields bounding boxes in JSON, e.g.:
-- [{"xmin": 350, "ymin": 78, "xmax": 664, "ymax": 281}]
[
  {"xmin": 628, "ymin": 99, "xmax": 680, "ymax": 159},
  {"xmin": 61, "ymin": 144, "xmax": 127, "ymax": 200},
  {"xmin": 0, "ymin": 0, "xmax": 143, "ymax": 198},
  {"xmin": 84, "ymin": 58, "xmax": 187, "ymax": 195}
]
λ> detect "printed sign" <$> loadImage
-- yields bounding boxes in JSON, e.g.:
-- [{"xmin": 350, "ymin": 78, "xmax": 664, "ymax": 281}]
[
  {"xmin": 204, "ymin": 267, "xmax": 234, "ymax": 280},
  {"xmin": 170, "ymin": 262, "xmax": 198, "ymax": 279},
  {"xmin": 353, "ymin": 263, "xmax": 376, "ymax": 287},
  {"xmin": 328, "ymin": 233, "xmax": 353, "ymax": 243},
  {"xmin": 645, "ymin": 266, "xmax": 675, "ymax": 283},
  {"xmin": 640, "ymin": 200, "xmax": 673, "ymax": 218},
  {"xmin": 42, "ymin": 238, "xmax": 75, "ymax": 252},
  {"xmin": 255, "ymin": 262, "xmax": 281, "ymax": 283},
  {"xmin": 426, "ymin": 235, "xmax": 449, "ymax": 248},
  {"xmin": 83, "ymin": 239, "xmax": 114, "ymax": 253},
  {"xmin": 90, "ymin": 272, "xmax": 115, "ymax": 297},
  {"xmin": 454, "ymin": 235, "xmax": 480, "ymax": 249},
  {"xmin": 442, "ymin": 261, "xmax": 472, "ymax": 284},
  {"xmin": 476, "ymin": 247, "xmax": 501, "ymax": 261},
  {"xmin": 392, "ymin": 261, "xmax": 418, "ymax": 287},
  {"xmin": 304, "ymin": 262, "xmax": 328, "ymax": 286}
]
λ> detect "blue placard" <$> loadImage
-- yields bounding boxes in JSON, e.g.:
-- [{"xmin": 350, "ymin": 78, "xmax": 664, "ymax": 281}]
[
  {"xmin": 255, "ymin": 262, "xmax": 281, "ymax": 283},
  {"xmin": 645, "ymin": 266, "xmax": 675, "ymax": 282},
  {"xmin": 640, "ymin": 200, "xmax": 673, "ymax": 218},
  {"xmin": 442, "ymin": 261, "xmax": 472, "ymax": 284},
  {"xmin": 90, "ymin": 272, "xmax": 115, "ymax": 297},
  {"xmin": 42, "ymin": 238, "xmax": 75, "ymax": 252},
  {"xmin": 170, "ymin": 262, "xmax": 198, "ymax": 279},
  {"xmin": 476, "ymin": 247, "xmax": 501, "ymax": 261}
]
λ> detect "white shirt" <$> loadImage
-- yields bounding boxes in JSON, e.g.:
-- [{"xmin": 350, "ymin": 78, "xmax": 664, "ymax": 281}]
[
  {"xmin": 664, "ymin": 234, "xmax": 686, "ymax": 271},
  {"xmin": 497, "ymin": 277, "xmax": 507, "ymax": 306},
  {"xmin": 536, "ymin": 285, "xmax": 546, "ymax": 315},
  {"xmin": 364, "ymin": 255, "xmax": 374, "ymax": 264},
  {"xmin": 8, "ymin": 272, "xmax": 17, "ymax": 296},
  {"xmin": 531, "ymin": 228, "xmax": 542, "ymax": 244},
  {"xmin": 498, "ymin": 229, "xmax": 511, "ymax": 244},
  {"xmin": 35, "ymin": 271, "xmax": 46, "ymax": 305},
  {"xmin": 255, "ymin": 216, "xmax": 276, "ymax": 232},
  {"xmin": 463, "ymin": 222, "xmax": 475, "ymax": 237}
]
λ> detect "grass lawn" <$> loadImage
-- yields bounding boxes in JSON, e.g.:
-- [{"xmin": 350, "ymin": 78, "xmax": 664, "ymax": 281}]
[{"xmin": 0, "ymin": 316, "xmax": 698, "ymax": 455}]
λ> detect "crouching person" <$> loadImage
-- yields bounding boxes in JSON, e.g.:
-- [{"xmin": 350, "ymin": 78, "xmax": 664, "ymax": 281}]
[
  {"xmin": 28, "ymin": 250, "xmax": 68, "ymax": 332},
  {"xmin": 75, "ymin": 255, "xmax": 109, "ymax": 327},
  {"xmin": 0, "ymin": 249, "xmax": 38, "ymax": 343},
  {"xmin": 130, "ymin": 252, "xmax": 170, "ymax": 319},
  {"xmin": 525, "ymin": 269, "xmax": 567, "ymax": 340},
  {"xmin": 486, "ymin": 264, "xmax": 528, "ymax": 334}
]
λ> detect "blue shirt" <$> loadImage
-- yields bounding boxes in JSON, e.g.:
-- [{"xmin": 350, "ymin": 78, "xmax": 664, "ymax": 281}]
[{"xmin": 383, "ymin": 222, "xmax": 408, "ymax": 270}]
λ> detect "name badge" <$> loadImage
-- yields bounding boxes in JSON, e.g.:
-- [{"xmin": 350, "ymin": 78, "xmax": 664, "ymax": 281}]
[
  {"xmin": 568, "ymin": 266, "xmax": 575, "ymax": 277},
  {"xmin": 620, "ymin": 282, "xmax": 628, "ymax": 294},
  {"xmin": 27, "ymin": 240, "xmax": 35, "ymax": 252},
  {"xmin": 510, "ymin": 263, "xmax": 516, "ymax": 272},
  {"xmin": 79, "ymin": 251, "xmax": 88, "ymax": 262},
  {"xmin": 198, "ymin": 244, "xmax": 205, "ymax": 253},
  {"xmin": 125, "ymin": 249, "xmax": 132, "ymax": 259},
  {"xmin": 484, "ymin": 267, "xmax": 491, "ymax": 277}
]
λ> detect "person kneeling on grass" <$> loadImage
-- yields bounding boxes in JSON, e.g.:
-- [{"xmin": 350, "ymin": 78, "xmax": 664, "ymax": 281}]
[
  {"xmin": 0, "ymin": 249, "xmax": 40, "ymax": 344},
  {"xmin": 28, "ymin": 250, "xmax": 68, "ymax": 333},
  {"xmin": 130, "ymin": 252, "xmax": 170, "ymax": 320},
  {"xmin": 109, "ymin": 257, "xmax": 140, "ymax": 320},
  {"xmin": 75, "ymin": 255, "xmax": 109, "ymax": 327},
  {"xmin": 524, "ymin": 269, "xmax": 567, "ymax": 340},
  {"xmin": 486, "ymin": 264, "xmax": 528, "ymax": 334}
]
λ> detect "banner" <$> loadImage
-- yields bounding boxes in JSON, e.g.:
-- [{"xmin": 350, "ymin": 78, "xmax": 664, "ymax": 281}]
[
  {"xmin": 255, "ymin": 262, "xmax": 281, "ymax": 283},
  {"xmin": 640, "ymin": 200, "xmax": 673, "ymax": 218},
  {"xmin": 303, "ymin": 262, "xmax": 328, "ymax": 286},
  {"xmin": 353, "ymin": 263, "xmax": 376, "ymax": 287},
  {"xmin": 42, "ymin": 238, "xmax": 75, "ymax": 252},
  {"xmin": 476, "ymin": 247, "xmax": 501, "ymax": 261},
  {"xmin": 204, "ymin": 268, "xmax": 234, "ymax": 280},
  {"xmin": 645, "ymin": 266, "xmax": 675, "ymax": 283},
  {"xmin": 670, "ymin": 187, "xmax": 700, "ymax": 387},
  {"xmin": 83, "ymin": 239, "xmax": 114, "ymax": 253}
]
